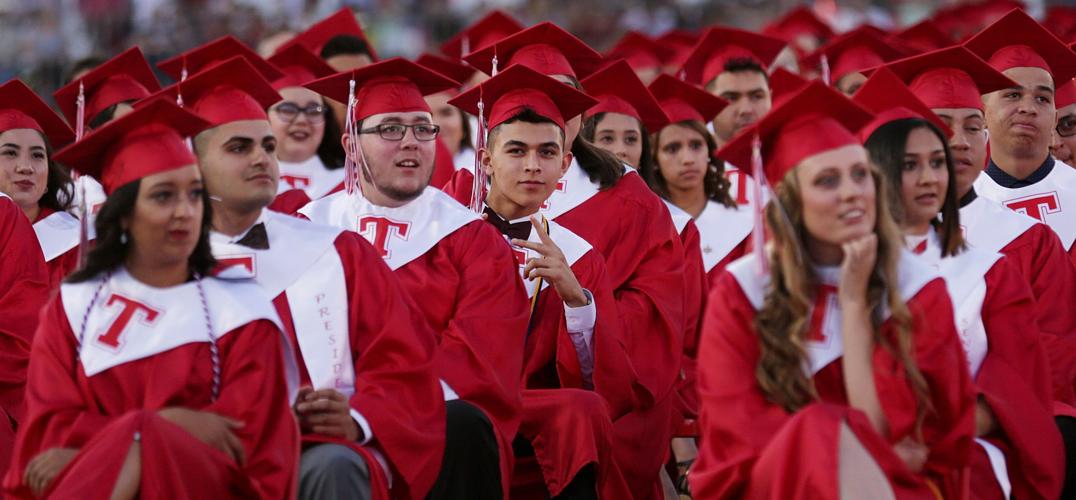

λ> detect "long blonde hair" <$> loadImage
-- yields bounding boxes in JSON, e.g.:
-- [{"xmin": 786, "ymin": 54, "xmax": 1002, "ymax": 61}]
[{"xmin": 754, "ymin": 165, "xmax": 933, "ymax": 438}]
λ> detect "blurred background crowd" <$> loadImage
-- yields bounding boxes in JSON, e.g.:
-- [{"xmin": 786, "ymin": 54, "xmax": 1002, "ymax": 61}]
[{"xmin": 0, "ymin": 0, "xmax": 1056, "ymax": 103}]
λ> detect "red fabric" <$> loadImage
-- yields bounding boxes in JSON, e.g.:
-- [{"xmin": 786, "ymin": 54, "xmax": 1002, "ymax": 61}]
[
  {"xmin": 268, "ymin": 189, "xmax": 313, "ymax": 216},
  {"xmin": 441, "ymin": 166, "xmax": 475, "ymax": 197},
  {"xmin": 275, "ymin": 232, "xmax": 445, "ymax": 499},
  {"xmin": 691, "ymin": 273, "xmax": 976, "ymax": 499},
  {"xmin": 392, "ymin": 220, "xmax": 528, "ymax": 498},
  {"xmin": 1000, "ymin": 223, "xmax": 1076, "ymax": 405},
  {"xmin": 675, "ymin": 220, "xmax": 706, "ymax": 420},
  {"xmin": 974, "ymin": 256, "xmax": 1064, "ymax": 500},
  {"xmin": 429, "ymin": 138, "xmax": 456, "ymax": 190},
  {"xmin": 3, "ymin": 302, "xmax": 299, "ymax": 499}
]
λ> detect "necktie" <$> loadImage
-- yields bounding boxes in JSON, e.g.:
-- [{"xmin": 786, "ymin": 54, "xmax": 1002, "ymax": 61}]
[
  {"xmin": 235, "ymin": 223, "xmax": 269, "ymax": 250},
  {"xmin": 483, "ymin": 207, "xmax": 532, "ymax": 240}
]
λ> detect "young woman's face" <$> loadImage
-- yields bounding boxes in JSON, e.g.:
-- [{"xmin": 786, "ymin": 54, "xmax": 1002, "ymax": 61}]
[
  {"xmin": 125, "ymin": 164, "xmax": 204, "ymax": 270},
  {"xmin": 0, "ymin": 129, "xmax": 48, "ymax": 214},
  {"xmin": 656, "ymin": 123, "xmax": 708, "ymax": 193},
  {"xmin": 795, "ymin": 144, "xmax": 876, "ymax": 249},
  {"xmin": 268, "ymin": 86, "xmax": 326, "ymax": 163},
  {"xmin": 426, "ymin": 91, "xmax": 465, "ymax": 156},
  {"xmin": 899, "ymin": 127, "xmax": 949, "ymax": 231},
  {"xmin": 592, "ymin": 113, "xmax": 644, "ymax": 167}
]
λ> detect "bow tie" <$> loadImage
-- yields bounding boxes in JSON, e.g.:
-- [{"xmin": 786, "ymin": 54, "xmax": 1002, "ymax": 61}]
[
  {"xmin": 235, "ymin": 223, "xmax": 270, "ymax": 250},
  {"xmin": 483, "ymin": 207, "xmax": 531, "ymax": 241}
]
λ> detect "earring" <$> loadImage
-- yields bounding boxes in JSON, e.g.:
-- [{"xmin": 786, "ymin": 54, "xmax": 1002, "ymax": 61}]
[{"xmin": 120, "ymin": 231, "xmax": 128, "ymax": 245}]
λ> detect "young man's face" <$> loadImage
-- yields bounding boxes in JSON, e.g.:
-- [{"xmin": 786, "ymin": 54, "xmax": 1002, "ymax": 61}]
[
  {"xmin": 709, "ymin": 69, "xmax": 771, "ymax": 146},
  {"xmin": 483, "ymin": 120, "xmax": 572, "ymax": 215},
  {"xmin": 344, "ymin": 111, "xmax": 437, "ymax": 203},
  {"xmin": 195, "ymin": 119, "xmax": 279, "ymax": 214},
  {"xmin": 983, "ymin": 66, "xmax": 1057, "ymax": 161}
]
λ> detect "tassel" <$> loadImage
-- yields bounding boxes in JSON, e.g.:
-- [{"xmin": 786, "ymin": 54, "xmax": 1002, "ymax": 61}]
[
  {"xmin": 820, "ymin": 54, "xmax": 831, "ymax": 87},
  {"xmin": 75, "ymin": 82, "xmax": 85, "ymax": 141},
  {"xmin": 750, "ymin": 133, "xmax": 768, "ymax": 276},
  {"xmin": 469, "ymin": 94, "xmax": 488, "ymax": 213},
  {"xmin": 73, "ymin": 81, "xmax": 89, "ymax": 268},
  {"xmin": 461, "ymin": 36, "xmax": 470, "ymax": 58},
  {"xmin": 343, "ymin": 79, "xmax": 359, "ymax": 195},
  {"xmin": 491, "ymin": 46, "xmax": 499, "ymax": 77}
]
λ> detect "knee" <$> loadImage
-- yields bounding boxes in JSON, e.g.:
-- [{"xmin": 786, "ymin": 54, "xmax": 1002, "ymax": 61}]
[
  {"xmin": 445, "ymin": 400, "xmax": 495, "ymax": 444},
  {"xmin": 300, "ymin": 444, "xmax": 370, "ymax": 482}
]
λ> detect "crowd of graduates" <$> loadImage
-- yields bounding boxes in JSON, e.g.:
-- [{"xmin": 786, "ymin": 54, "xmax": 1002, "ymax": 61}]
[{"xmin": 2, "ymin": 1, "xmax": 1076, "ymax": 499}]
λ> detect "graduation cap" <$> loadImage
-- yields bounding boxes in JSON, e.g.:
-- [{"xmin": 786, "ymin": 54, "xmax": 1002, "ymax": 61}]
[
  {"xmin": 157, "ymin": 35, "xmax": 284, "ymax": 82},
  {"xmin": 1059, "ymin": 41, "xmax": 1076, "ymax": 109},
  {"xmin": 648, "ymin": 74, "xmax": 728, "ymax": 125},
  {"xmin": 852, "ymin": 68, "xmax": 952, "ymax": 141},
  {"xmin": 53, "ymin": 47, "xmax": 160, "ymax": 130},
  {"xmin": 891, "ymin": 19, "xmax": 954, "ymax": 54},
  {"xmin": 304, "ymin": 57, "xmax": 458, "ymax": 121},
  {"xmin": 716, "ymin": 81, "xmax": 873, "ymax": 187},
  {"xmin": 267, "ymin": 44, "xmax": 337, "ymax": 91},
  {"xmin": 606, "ymin": 31, "xmax": 671, "ymax": 72},
  {"xmin": 142, "ymin": 56, "xmax": 282, "ymax": 127},
  {"xmin": 655, "ymin": 29, "xmax": 700, "ymax": 69},
  {"xmin": 1044, "ymin": 6, "xmax": 1076, "ymax": 41},
  {"xmin": 416, "ymin": 53, "xmax": 477, "ymax": 87},
  {"xmin": 580, "ymin": 59, "xmax": 669, "ymax": 132},
  {"xmin": 450, "ymin": 63, "xmax": 597, "ymax": 131},
  {"xmin": 279, "ymin": 7, "xmax": 378, "ymax": 61},
  {"xmin": 53, "ymin": 98, "xmax": 210, "ymax": 194},
  {"xmin": 768, "ymin": 67, "xmax": 809, "ymax": 106},
  {"xmin": 964, "ymin": 8, "xmax": 1076, "ymax": 85},
  {"xmin": 876, "ymin": 46, "xmax": 1016, "ymax": 111},
  {"xmin": 762, "ymin": 6, "xmax": 835, "ymax": 46},
  {"xmin": 463, "ymin": 22, "xmax": 604, "ymax": 79},
  {"xmin": 803, "ymin": 27, "xmax": 907, "ymax": 84},
  {"xmin": 679, "ymin": 27, "xmax": 786, "ymax": 86},
  {"xmin": 440, "ymin": 10, "xmax": 525, "ymax": 60},
  {"xmin": 0, "ymin": 80, "xmax": 75, "ymax": 148}
]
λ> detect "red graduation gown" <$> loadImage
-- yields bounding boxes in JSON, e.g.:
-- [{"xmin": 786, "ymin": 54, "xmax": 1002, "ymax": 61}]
[
  {"xmin": 692, "ymin": 255, "xmax": 976, "ymax": 500},
  {"xmin": 671, "ymin": 215, "xmax": 706, "ymax": 422},
  {"xmin": 3, "ymin": 281, "xmax": 299, "ymax": 499}
]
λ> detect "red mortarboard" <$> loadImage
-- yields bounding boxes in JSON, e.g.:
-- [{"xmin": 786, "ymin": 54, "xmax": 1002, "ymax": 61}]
[
  {"xmin": 0, "ymin": 80, "xmax": 75, "ymax": 147},
  {"xmin": 769, "ymin": 67, "xmax": 809, "ymax": 105},
  {"xmin": 416, "ymin": 53, "xmax": 477, "ymax": 87},
  {"xmin": 964, "ymin": 8, "xmax": 1076, "ymax": 85},
  {"xmin": 143, "ymin": 56, "xmax": 282, "ymax": 127},
  {"xmin": 804, "ymin": 27, "xmax": 907, "ymax": 83},
  {"xmin": 852, "ymin": 68, "xmax": 952, "ymax": 141},
  {"xmin": 463, "ymin": 22, "xmax": 603, "ymax": 79},
  {"xmin": 158, "ymin": 36, "xmax": 284, "ymax": 82},
  {"xmin": 449, "ymin": 64, "xmax": 597, "ymax": 131},
  {"xmin": 679, "ymin": 27, "xmax": 786, "ymax": 86},
  {"xmin": 648, "ymin": 74, "xmax": 728, "ymax": 125},
  {"xmin": 606, "ymin": 31, "xmax": 671, "ymax": 72},
  {"xmin": 440, "ymin": 10, "xmax": 525, "ymax": 60},
  {"xmin": 716, "ymin": 81, "xmax": 873, "ymax": 187},
  {"xmin": 267, "ymin": 44, "xmax": 337, "ymax": 91},
  {"xmin": 1060, "ymin": 41, "xmax": 1076, "ymax": 109},
  {"xmin": 762, "ymin": 7, "xmax": 835, "ymax": 44},
  {"xmin": 656, "ymin": 29, "xmax": 700, "ymax": 69},
  {"xmin": 581, "ymin": 59, "xmax": 669, "ymax": 132},
  {"xmin": 304, "ymin": 57, "xmax": 458, "ymax": 121},
  {"xmin": 53, "ymin": 98, "xmax": 210, "ymax": 194},
  {"xmin": 876, "ymin": 46, "xmax": 1016, "ymax": 111},
  {"xmin": 891, "ymin": 19, "xmax": 955, "ymax": 54},
  {"xmin": 53, "ymin": 47, "xmax": 160, "ymax": 128},
  {"xmin": 1045, "ymin": 6, "xmax": 1076, "ymax": 41},
  {"xmin": 279, "ymin": 8, "xmax": 378, "ymax": 61}
]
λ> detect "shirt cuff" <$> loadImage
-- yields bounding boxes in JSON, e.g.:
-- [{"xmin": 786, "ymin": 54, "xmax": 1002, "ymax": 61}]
[
  {"xmin": 564, "ymin": 289, "xmax": 596, "ymax": 345},
  {"xmin": 440, "ymin": 379, "xmax": 459, "ymax": 401},
  {"xmin": 349, "ymin": 408, "xmax": 374, "ymax": 445}
]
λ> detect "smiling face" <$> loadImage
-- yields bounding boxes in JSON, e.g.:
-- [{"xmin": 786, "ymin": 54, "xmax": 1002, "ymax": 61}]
[
  {"xmin": 125, "ymin": 164, "xmax": 204, "ymax": 271},
  {"xmin": 709, "ymin": 69, "xmax": 771, "ymax": 145},
  {"xmin": 898, "ymin": 127, "xmax": 949, "ymax": 233},
  {"xmin": 484, "ymin": 119, "xmax": 571, "ymax": 219},
  {"xmin": 0, "ymin": 128, "xmax": 47, "ymax": 216},
  {"xmin": 195, "ymin": 120, "xmax": 279, "ymax": 214},
  {"xmin": 592, "ymin": 112, "xmax": 644, "ymax": 167},
  {"xmin": 933, "ymin": 107, "xmax": 987, "ymax": 196},
  {"xmin": 346, "ymin": 111, "xmax": 437, "ymax": 205},
  {"xmin": 984, "ymin": 66, "xmax": 1056, "ymax": 161},
  {"xmin": 655, "ymin": 122, "xmax": 708, "ymax": 194},
  {"xmin": 794, "ymin": 144, "xmax": 877, "ymax": 253},
  {"xmin": 269, "ymin": 87, "xmax": 326, "ymax": 163}
]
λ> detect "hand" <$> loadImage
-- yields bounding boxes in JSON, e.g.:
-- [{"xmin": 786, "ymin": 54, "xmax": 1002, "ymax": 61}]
[
  {"xmin": 158, "ymin": 407, "xmax": 246, "ymax": 465},
  {"xmin": 838, "ymin": 234, "xmax": 878, "ymax": 307},
  {"xmin": 512, "ymin": 216, "xmax": 589, "ymax": 307},
  {"xmin": 975, "ymin": 397, "xmax": 998, "ymax": 437},
  {"xmin": 25, "ymin": 447, "xmax": 77, "ymax": 496},
  {"xmin": 294, "ymin": 389, "xmax": 361, "ymax": 441},
  {"xmin": 892, "ymin": 436, "xmax": 928, "ymax": 473}
]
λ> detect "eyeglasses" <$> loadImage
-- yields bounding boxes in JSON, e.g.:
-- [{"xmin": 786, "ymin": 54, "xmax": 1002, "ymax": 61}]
[
  {"xmin": 272, "ymin": 102, "xmax": 326, "ymax": 123},
  {"xmin": 359, "ymin": 123, "xmax": 440, "ymax": 141},
  {"xmin": 1058, "ymin": 115, "xmax": 1076, "ymax": 138}
]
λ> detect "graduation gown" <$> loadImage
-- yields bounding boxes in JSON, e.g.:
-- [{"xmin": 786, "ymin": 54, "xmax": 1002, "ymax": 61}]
[
  {"xmin": 210, "ymin": 209, "xmax": 446, "ymax": 499},
  {"xmin": 509, "ymin": 217, "xmax": 638, "ymax": 499},
  {"xmin": 961, "ymin": 191, "xmax": 1076, "ymax": 406},
  {"xmin": 909, "ymin": 230, "xmax": 1063, "ymax": 500},
  {"xmin": 32, "ymin": 208, "xmax": 82, "ymax": 291},
  {"xmin": 300, "ymin": 187, "xmax": 527, "ymax": 498},
  {"xmin": 3, "ymin": 270, "xmax": 300, "ymax": 499},
  {"xmin": 691, "ymin": 252, "xmax": 976, "ymax": 500},
  {"xmin": 663, "ymin": 202, "xmax": 707, "ymax": 422}
]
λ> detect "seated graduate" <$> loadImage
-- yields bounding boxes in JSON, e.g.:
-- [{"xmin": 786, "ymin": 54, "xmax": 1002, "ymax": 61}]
[
  {"xmin": 3, "ymin": 98, "xmax": 300, "ymax": 499},
  {"xmin": 690, "ymin": 82, "xmax": 976, "ymax": 499}
]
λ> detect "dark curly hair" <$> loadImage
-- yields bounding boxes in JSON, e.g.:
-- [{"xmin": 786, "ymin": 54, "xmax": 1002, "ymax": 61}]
[{"xmin": 645, "ymin": 120, "xmax": 736, "ymax": 208}]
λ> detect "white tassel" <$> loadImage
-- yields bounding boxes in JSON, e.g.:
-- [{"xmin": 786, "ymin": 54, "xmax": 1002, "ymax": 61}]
[
  {"xmin": 343, "ymin": 79, "xmax": 359, "ymax": 195},
  {"xmin": 470, "ymin": 98, "xmax": 488, "ymax": 213},
  {"xmin": 751, "ymin": 133, "xmax": 768, "ymax": 276},
  {"xmin": 75, "ymin": 81, "xmax": 85, "ymax": 141},
  {"xmin": 821, "ymin": 54, "xmax": 831, "ymax": 87}
]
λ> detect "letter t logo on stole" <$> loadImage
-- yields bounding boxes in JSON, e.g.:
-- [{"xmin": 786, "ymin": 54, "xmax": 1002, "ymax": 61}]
[
  {"xmin": 1005, "ymin": 192, "xmax": 1060, "ymax": 222},
  {"xmin": 358, "ymin": 216, "xmax": 411, "ymax": 258},
  {"xmin": 97, "ymin": 294, "xmax": 161, "ymax": 350}
]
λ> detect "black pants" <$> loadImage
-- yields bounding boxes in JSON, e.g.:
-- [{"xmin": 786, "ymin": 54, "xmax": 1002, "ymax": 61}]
[
  {"xmin": 1058, "ymin": 415, "xmax": 1076, "ymax": 500},
  {"xmin": 512, "ymin": 436, "xmax": 598, "ymax": 500},
  {"xmin": 426, "ymin": 400, "xmax": 502, "ymax": 500}
]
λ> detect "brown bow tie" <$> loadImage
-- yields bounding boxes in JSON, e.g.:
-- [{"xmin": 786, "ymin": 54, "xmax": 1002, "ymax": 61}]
[
  {"xmin": 235, "ymin": 223, "xmax": 269, "ymax": 250},
  {"xmin": 483, "ymin": 207, "xmax": 531, "ymax": 241}
]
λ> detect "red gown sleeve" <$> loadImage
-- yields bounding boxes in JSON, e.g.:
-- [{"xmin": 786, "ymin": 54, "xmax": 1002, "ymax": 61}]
[
  {"xmin": 439, "ymin": 167, "xmax": 476, "ymax": 205},
  {"xmin": 335, "ymin": 232, "xmax": 446, "ymax": 499},
  {"xmin": 269, "ymin": 189, "xmax": 313, "ymax": 216},
  {"xmin": 676, "ymin": 221, "xmax": 706, "ymax": 420}
]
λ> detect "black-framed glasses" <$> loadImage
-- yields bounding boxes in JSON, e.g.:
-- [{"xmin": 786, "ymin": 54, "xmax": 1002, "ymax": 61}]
[
  {"xmin": 1058, "ymin": 114, "xmax": 1076, "ymax": 138},
  {"xmin": 272, "ymin": 102, "xmax": 326, "ymax": 123},
  {"xmin": 359, "ymin": 123, "xmax": 440, "ymax": 141}
]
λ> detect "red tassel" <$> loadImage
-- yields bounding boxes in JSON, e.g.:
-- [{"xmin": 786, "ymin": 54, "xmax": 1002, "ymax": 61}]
[
  {"xmin": 469, "ymin": 89, "xmax": 488, "ymax": 213},
  {"xmin": 343, "ymin": 79, "xmax": 359, "ymax": 196}
]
